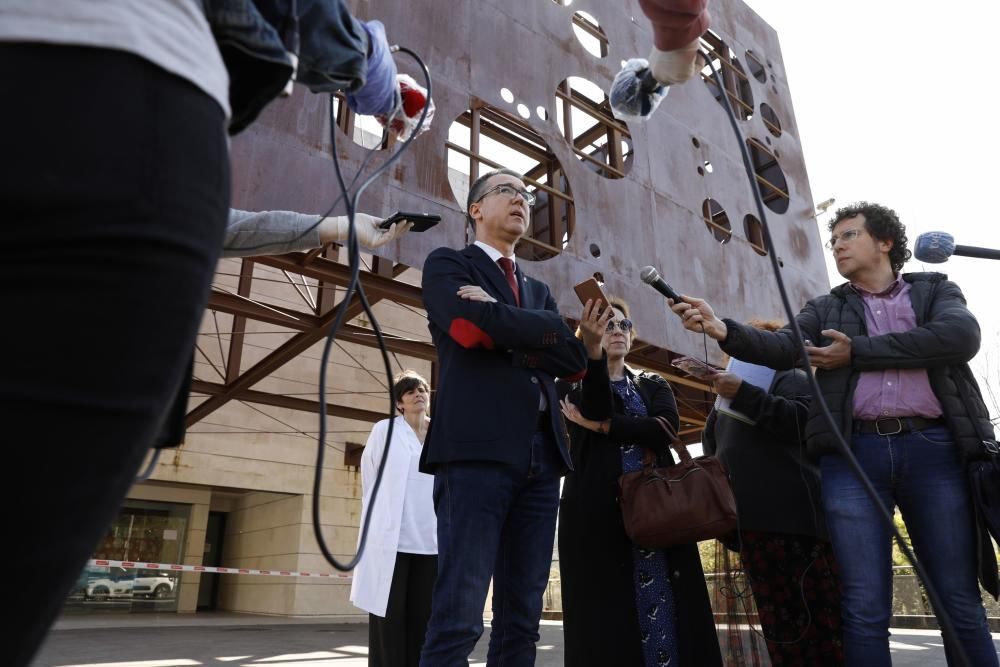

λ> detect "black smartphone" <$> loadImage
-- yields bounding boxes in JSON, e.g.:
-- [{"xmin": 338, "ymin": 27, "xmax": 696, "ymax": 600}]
[{"xmin": 379, "ymin": 211, "xmax": 441, "ymax": 233}]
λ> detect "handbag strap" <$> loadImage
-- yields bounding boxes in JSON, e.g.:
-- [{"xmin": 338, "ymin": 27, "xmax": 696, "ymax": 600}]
[{"xmin": 653, "ymin": 415, "xmax": 692, "ymax": 464}]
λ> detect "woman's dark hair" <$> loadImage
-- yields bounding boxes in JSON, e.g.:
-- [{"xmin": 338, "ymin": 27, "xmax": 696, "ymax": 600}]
[
  {"xmin": 466, "ymin": 168, "xmax": 523, "ymax": 230},
  {"xmin": 828, "ymin": 201, "xmax": 911, "ymax": 273},
  {"xmin": 392, "ymin": 370, "xmax": 429, "ymax": 413}
]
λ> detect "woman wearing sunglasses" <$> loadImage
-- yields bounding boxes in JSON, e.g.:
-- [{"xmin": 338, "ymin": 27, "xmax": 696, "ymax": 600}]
[{"xmin": 558, "ymin": 297, "xmax": 722, "ymax": 667}]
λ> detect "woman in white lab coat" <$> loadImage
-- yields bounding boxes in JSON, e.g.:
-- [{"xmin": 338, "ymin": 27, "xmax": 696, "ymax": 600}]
[{"xmin": 350, "ymin": 370, "xmax": 436, "ymax": 667}]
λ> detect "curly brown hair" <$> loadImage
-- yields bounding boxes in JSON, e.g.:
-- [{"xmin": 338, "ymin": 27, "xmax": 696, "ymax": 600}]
[{"xmin": 828, "ymin": 201, "xmax": 911, "ymax": 273}]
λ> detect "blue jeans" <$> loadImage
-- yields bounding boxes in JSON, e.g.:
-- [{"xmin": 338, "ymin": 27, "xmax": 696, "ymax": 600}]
[
  {"xmin": 820, "ymin": 427, "xmax": 998, "ymax": 667},
  {"xmin": 419, "ymin": 430, "xmax": 561, "ymax": 666}
]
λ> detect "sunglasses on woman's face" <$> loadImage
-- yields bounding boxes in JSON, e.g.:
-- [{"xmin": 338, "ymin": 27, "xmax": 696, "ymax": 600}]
[{"xmin": 606, "ymin": 319, "xmax": 633, "ymax": 333}]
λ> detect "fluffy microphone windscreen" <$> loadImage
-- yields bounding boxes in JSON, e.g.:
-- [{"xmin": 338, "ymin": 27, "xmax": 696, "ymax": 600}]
[{"xmin": 913, "ymin": 232, "xmax": 955, "ymax": 264}]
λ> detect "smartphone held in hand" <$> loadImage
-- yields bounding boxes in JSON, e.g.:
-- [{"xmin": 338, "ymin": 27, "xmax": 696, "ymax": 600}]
[
  {"xmin": 671, "ymin": 356, "xmax": 718, "ymax": 379},
  {"xmin": 379, "ymin": 211, "xmax": 441, "ymax": 232},
  {"xmin": 573, "ymin": 277, "xmax": 611, "ymax": 316}
]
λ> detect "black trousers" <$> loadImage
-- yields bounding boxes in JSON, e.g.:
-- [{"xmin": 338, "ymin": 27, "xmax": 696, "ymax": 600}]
[
  {"xmin": 369, "ymin": 552, "xmax": 438, "ymax": 667},
  {"xmin": 0, "ymin": 44, "xmax": 229, "ymax": 667}
]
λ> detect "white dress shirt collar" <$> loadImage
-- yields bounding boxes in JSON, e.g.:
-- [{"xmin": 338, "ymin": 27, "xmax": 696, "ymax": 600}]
[{"xmin": 474, "ymin": 240, "xmax": 516, "ymax": 270}]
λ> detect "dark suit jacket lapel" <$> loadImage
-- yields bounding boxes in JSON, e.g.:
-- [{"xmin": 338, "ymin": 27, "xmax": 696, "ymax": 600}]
[
  {"xmin": 463, "ymin": 244, "xmax": 517, "ymax": 306},
  {"xmin": 514, "ymin": 263, "xmax": 532, "ymax": 309}
]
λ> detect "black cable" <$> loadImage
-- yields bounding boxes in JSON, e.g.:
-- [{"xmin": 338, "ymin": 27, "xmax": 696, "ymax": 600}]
[
  {"xmin": 220, "ymin": 112, "xmax": 389, "ymax": 255},
  {"xmin": 699, "ymin": 50, "xmax": 970, "ymax": 666},
  {"xmin": 311, "ymin": 45, "xmax": 432, "ymax": 571}
]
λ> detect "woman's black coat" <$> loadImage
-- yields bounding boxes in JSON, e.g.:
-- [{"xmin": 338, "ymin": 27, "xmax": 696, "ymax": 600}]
[{"xmin": 558, "ymin": 356, "xmax": 723, "ymax": 667}]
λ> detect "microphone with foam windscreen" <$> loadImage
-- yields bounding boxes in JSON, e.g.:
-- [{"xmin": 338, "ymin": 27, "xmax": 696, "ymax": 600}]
[
  {"xmin": 640, "ymin": 266, "xmax": 682, "ymax": 302},
  {"xmin": 609, "ymin": 60, "xmax": 669, "ymax": 121},
  {"xmin": 913, "ymin": 232, "xmax": 1000, "ymax": 263}
]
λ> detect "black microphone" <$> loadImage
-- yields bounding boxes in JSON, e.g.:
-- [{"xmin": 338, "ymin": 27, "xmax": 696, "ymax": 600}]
[
  {"xmin": 913, "ymin": 231, "xmax": 1000, "ymax": 263},
  {"xmin": 640, "ymin": 266, "xmax": 682, "ymax": 302}
]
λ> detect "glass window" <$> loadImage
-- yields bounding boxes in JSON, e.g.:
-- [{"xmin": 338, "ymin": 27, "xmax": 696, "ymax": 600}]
[{"xmin": 64, "ymin": 500, "xmax": 190, "ymax": 615}]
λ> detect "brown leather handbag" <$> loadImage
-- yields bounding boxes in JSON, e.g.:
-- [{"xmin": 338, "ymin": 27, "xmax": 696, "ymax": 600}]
[{"xmin": 618, "ymin": 416, "xmax": 738, "ymax": 550}]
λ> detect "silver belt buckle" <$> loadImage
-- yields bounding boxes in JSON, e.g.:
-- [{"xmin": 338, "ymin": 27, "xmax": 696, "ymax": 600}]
[{"xmin": 876, "ymin": 417, "xmax": 903, "ymax": 436}]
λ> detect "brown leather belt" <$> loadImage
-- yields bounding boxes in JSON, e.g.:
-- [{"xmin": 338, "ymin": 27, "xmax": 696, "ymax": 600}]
[{"xmin": 853, "ymin": 416, "xmax": 946, "ymax": 436}]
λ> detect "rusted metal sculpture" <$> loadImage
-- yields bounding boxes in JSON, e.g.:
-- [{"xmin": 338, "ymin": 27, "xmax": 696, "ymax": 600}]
[{"xmin": 191, "ymin": 0, "xmax": 829, "ymax": 442}]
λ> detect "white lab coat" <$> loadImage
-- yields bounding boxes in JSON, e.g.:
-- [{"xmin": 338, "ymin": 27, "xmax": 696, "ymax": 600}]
[{"xmin": 349, "ymin": 416, "xmax": 435, "ymax": 617}]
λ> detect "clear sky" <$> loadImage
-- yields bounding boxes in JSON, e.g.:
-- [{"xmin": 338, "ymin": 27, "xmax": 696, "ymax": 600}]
[{"xmin": 743, "ymin": 0, "xmax": 1000, "ymax": 412}]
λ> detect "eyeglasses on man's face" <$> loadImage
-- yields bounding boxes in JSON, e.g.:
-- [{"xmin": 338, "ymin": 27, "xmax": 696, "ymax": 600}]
[
  {"xmin": 606, "ymin": 319, "xmax": 633, "ymax": 333},
  {"xmin": 825, "ymin": 228, "xmax": 865, "ymax": 250},
  {"xmin": 476, "ymin": 183, "xmax": 536, "ymax": 207}
]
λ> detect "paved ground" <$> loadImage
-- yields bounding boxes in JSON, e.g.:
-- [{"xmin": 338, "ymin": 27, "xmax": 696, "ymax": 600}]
[{"xmin": 30, "ymin": 613, "xmax": 1000, "ymax": 666}]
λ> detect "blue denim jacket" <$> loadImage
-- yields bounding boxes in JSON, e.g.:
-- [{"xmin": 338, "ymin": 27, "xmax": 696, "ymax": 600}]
[{"xmin": 202, "ymin": 0, "xmax": 368, "ymax": 134}]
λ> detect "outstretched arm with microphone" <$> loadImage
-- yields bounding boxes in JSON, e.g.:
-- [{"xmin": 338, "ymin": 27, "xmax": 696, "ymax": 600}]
[
  {"xmin": 666, "ymin": 203, "xmax": 1000, "ymax": 664},
  {"xmin": 609, "ymin": 0, "xmax": 711, "ymax": 120},
  {"xmin": 668, "ymin": 295, "xmax": 838, "ymax": 369},
  {"xmin": 638, "ymin": 0, "xmax": 710, "ymax": 85}
]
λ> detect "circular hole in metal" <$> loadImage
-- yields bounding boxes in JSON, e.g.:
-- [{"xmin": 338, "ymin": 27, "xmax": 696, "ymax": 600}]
[
  {"xmin": 571, "ymin": 11, "xmax": 608, "ymax": 58},
  {"xmin": 703, "ymin": 160, "xmax": 714, "ymax": 173},
  {"xmin": 593, "ymin": 271, "xmax": 605, "ymax": 283},
  {"xmin": 330, "ymin": 94, "xmax": 390, "ymax": 151},
  {"xmin": 555, "ymin": 76, "xmax": 633, "ymax": 179},
  {"xmin": 445, "ymin": 102, "xmax": 575, "ymax": 262},
  {"xmin": 702, "ymin": 198, "xmax": 732, "ymax": 244},
  {"xmin": 536, "ymin": 105, "xmax": 548, "ymax": 121},
  {"xmin": 760, "ymin": 102, "xmax": 782, "ymax": 137},
  {"xmin": 692, "ymin": 137, "xmax": 701, "ymax": 148},
  {"xmin": 589, "ymin": 243, "xmax": 601, "ymax": 258},
  {"xmin": 746, "ymin": 50, "xmax": 767, "ymax": 83},
  {"xmin": 697, "ymin": 166, "xmax": 704, "ymax": 176},
  {"xmin": 500, "ymin": 88, "xmax": 514, "ymax": 104},
  {"xmin": 516, "ymin": 103, "xmax": 531, "ymax": 119},
  {"xmin": 745, "ymin": 138, "xmax": 789, "ymax": 214},
  {"xmin": 701, "ymin": 44, "xmax": 754, "ymax": 121},
  {"xmin": 743, "ymin": 214, "xmax": 768, "ymax": 256}
]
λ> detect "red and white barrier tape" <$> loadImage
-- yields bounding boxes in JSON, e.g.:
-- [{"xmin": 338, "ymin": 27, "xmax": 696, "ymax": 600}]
[{"xmin": 87, "ymin": 559, "xmax": 352, "ymax": 579}]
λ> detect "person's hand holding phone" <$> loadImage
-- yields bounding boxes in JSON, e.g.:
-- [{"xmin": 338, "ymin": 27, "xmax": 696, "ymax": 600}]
[
  {"xmin": 379, "ymin": 211, "xmax": 441, "ymax": 232},
  {"xmin": 318, "ymin": 213, "xmax": 414, "ymax": 249},
  {"xmin": 578, "ymin": 298, "xmax": 614, "ymax": 359},
  {"xmin": 573, "ymin": 278, "xmax": 612, "ymax": 359}
]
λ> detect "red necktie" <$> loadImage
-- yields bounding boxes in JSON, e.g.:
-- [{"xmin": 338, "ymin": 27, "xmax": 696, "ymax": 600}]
[{"xmin": 497, "ymin": 257, "xmax": 520, "ymax": 306}]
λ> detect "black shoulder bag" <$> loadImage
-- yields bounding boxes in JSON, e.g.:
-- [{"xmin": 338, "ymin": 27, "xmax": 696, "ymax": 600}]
[{"xmin": 954, "ymin": 370, "xmax": 1000, "ymax": 599}]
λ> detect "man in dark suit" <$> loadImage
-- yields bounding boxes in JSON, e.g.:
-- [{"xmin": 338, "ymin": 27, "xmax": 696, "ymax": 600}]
[{"xmin": 418, "ymin": 169, "xmax": 587, "ymax": 666}]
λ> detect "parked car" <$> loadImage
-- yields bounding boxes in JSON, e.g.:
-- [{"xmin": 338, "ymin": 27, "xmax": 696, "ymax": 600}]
[
  {"xmin": 84, "ymin": 567, "xmax": 134, "ymax": 601},
  {"xmin": 84, "ymin": 566, "xmax": 176, "ymax": 601},
  {"xmin": 132, "ymin": 572, "xmax": 176, "ymax": 599}
]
